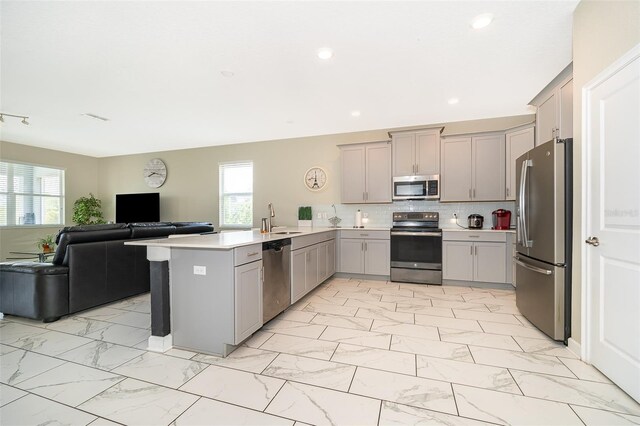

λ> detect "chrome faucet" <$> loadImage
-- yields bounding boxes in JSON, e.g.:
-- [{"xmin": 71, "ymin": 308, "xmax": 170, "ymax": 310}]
[{"xmin": 267, "ymin": 203, "xmax": 276, "ymax": 232}]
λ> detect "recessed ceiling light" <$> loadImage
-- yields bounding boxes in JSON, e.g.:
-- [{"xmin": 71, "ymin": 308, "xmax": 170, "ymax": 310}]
[
  {"xmin": 220, "ymin": 70, "xmax": 235, "ymax": 77},
  {"xmin": 351, "ymin": 110, "xmax": 361, "ymax": 117},
  {"xmin": 317, "ymin": 48, "xmax": 333, "ymax": 60},
  {"xmin": 471, "ymin": 13, "xmax": 494, "ymax": 30},
  {"xmin": 81, "ymin": 113, "xmax": 109, "ymax": 121},
  {"xmin": 448, "ymin": 98, "xmax": 459, "ymax": 105}
]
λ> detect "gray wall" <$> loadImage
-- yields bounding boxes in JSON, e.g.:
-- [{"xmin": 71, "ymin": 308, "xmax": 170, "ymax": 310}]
[
  {"xmin": 1, "ymin": 115, "xmax": 533, "ymax": 261},
  {"xmin": 571, "ymin": 0, "xmax": 640, "ymax": 344},
  {"xmin": 96, "ymin": 115, "xmax": 534, "ymax": 228}
]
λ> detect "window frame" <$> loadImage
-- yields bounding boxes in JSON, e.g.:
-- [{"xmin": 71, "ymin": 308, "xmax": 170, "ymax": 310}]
[
  {"xmin": 0, "ymin": 160, "xmax": 66, "ymax": 228},
  {"xmin": 218, "ymin": 161, "xmax": 253, "ymax": 229}
]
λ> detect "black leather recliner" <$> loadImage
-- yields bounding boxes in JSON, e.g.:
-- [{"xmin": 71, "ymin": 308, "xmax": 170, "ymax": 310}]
[{"xmin": 0, "ymin": 222, "xmax": 214, "ymax": 322}]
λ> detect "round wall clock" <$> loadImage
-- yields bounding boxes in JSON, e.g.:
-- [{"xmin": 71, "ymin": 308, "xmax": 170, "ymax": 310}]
[
  {"xmin": 144, "ymin": 158, "xmax": 167, "ymax": 188},
  {"xmin": 304, "ymin": 166, "xmax": 327, "ymax": 191}
]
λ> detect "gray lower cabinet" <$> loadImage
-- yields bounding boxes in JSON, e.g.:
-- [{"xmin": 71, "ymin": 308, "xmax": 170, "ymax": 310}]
[
  {"xmin": 234, "ymin": 259, "xmax": 263, "ymax": 344},
  {"xmin": 291, "ymin": 245, "xmax": 318, "ymax": 304},
  {"xmin": 442, "ymin": 231, "xmax": 507, "ymax": 284},
  {"xmin": 339, "ymin": 237, "xmax": 390, "ymax": 276},
  {"xmin": 291, "ymin": 236, "xmax": 336, "ymax": 304},
  {"xmin": 170, "ymin": 245, "xmax": 263, "ymax": 357}
]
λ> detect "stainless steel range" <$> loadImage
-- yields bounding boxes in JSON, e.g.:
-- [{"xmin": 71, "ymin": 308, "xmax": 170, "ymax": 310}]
[{"xmin": 390, "ymin": 212, "xmax": 442, "ymax": 285}]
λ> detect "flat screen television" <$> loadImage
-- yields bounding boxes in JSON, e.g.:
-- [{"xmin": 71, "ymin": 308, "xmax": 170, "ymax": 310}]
[{"xmin": 115, "ymin": 192, "xmax": 160, "ymax": 223}]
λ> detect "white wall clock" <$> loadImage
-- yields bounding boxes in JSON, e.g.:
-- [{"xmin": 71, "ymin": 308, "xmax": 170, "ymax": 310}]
[
  {"xmin": 304, "ymin": 166, "xmax": 327, "ymax": 191},
  {"xmin": 144, "ymin": 158, "xmax": 167, "ymax": 188}
]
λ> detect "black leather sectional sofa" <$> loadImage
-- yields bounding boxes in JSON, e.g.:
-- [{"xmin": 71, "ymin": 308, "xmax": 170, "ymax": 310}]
[{"xmin": 0, "ymin": 222, "xmax": 214, "ymax": 322}]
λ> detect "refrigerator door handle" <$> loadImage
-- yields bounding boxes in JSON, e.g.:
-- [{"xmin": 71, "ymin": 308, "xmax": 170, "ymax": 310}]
[
  {"xmin": 519, "ymin": 159, "xmax": 533, "ymax": 247},
  {"xmin": 514, "ymin": 257, "xmax": 553, "ymax": 275}
]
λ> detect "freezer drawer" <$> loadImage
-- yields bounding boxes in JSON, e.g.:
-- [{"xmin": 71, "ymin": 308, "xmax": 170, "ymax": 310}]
[{"xmin": 515, "ymin": 255, "xmax": 565, "ymax": 341}]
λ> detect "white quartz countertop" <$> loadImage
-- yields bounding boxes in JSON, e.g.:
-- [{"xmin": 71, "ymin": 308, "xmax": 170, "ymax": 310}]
[
  {"xmin": 441, "ymin": 227, "xmax": 516, "ymax": 234},
  {"xmin": 126, "ymin": 227, "xmax": 343, "ymax": 250}
]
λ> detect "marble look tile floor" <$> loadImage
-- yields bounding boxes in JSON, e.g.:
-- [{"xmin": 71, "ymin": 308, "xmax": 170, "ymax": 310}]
[{"xmin": 1, "ymin": 277, "xmax": 639, "ymax": 425}]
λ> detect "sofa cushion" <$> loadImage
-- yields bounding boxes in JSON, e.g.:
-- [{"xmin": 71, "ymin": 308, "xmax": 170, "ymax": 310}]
[
  {"xmin": 172, "ymin": 222, "xmax": 215, "ymax": 234},
  {"xmin": 53, "ymin": 227, "xmax": 133, "ymax": 266},
  {"xmin": 55, "ymin": 223, "xmax": 129, "ymax": 244},
  {"xmin": 0, "ymin": 262, "xmax": 68, "ymax": 275},
  {"xmin": 129, "ymin": 223, "xmax": 176, "ymax": 239}
]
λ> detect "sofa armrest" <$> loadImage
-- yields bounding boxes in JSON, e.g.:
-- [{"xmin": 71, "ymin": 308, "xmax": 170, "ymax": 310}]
[{"xmin": 0, "ymin": 262, "xmax": 69, "ymax": 322}]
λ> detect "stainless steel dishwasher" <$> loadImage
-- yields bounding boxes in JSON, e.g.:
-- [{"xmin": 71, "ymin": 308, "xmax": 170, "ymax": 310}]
[{"xmin": 262, "ymin": 238, "xmax": 291, "ymax": 323}]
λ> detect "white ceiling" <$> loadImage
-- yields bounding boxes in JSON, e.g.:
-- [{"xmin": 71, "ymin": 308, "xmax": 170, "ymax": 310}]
[{"xmin": 0, "ymin": 1, "xmax": 578, "ymax": 158}]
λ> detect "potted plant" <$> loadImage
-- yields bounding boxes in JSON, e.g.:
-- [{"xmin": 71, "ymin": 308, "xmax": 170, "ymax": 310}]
[
  {"xmin": 72, "ymin": 193, "xmax": 106, "ymax": 225},
  {"xmin": 37, "ymin": 234, "xmax": 56, "ymax": 253},
  {"xmin": 298, "ymin": 206, "xmax": 313, "ymax": 227}
]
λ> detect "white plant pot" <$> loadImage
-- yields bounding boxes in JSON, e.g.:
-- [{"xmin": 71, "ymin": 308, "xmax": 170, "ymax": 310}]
[{"xmin": 297, "ymin": 220, "xmax": 313, "ymax": 227}]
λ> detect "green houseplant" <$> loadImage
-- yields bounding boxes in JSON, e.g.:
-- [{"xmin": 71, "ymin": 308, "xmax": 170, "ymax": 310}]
[
  {"xmin": 298, "ymin": 206, "xmax": 312, "ymax": 227},
  {"xmin": 37, "ymin": 234, "xmax": 56, "ymax": 253},
  {"xmin": 72, "ymin": 193, "xmax": 106, "ymax": 225}
]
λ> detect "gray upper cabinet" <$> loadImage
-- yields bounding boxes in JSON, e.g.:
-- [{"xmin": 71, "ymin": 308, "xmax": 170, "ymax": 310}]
[
  {"xmin": 390, "ymin": 128, "xmax": 442, "ymax": 176},
  {"xmin": 440, "ymin": 133, "xmax": 505, "ymax": 202},
  {"xmin": 530, "ymin": 63, "xmax": 573, "ymax": 146},
  {"xmin": 340, "ymin": 141, "xmax": 392, "ymax": 203},
  {"xmin": 441, "ymin": 136, "xmax": 473, "ymax": 201},
  {"xmin": 505, "ymin": 125, "xmax": 535, "ymax": 200}
]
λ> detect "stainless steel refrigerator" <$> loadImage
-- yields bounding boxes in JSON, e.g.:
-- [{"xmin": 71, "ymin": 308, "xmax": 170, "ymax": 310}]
[{"xmin": 515, "ymin": 138, "xmax": 572, "ymax": 342}]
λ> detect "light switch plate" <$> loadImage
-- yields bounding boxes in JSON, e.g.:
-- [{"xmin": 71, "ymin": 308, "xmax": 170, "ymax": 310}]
[{"xmin": 193, "ymin": 265, "xmax": 206, "ymax": 275}]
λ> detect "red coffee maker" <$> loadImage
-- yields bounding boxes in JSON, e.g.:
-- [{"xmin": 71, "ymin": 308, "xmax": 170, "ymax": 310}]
[{"xmin": 492, "ymin": 209, "xmax": 511, "ymax": 230}]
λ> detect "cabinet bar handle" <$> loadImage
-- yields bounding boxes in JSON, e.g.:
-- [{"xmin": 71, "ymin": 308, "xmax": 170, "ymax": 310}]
[
  {"xmin": 468, "ymin": 189, "xmax": 472, "ymax": 199},
  {"xmin": 473, "ymin": 188, "xmax": 476, "ymax": 198},
  {"xmin": 247, "ymin": 252, "xmax": 259, "ymax": 257},
  {"xmin": 475, "ymin": 246, "xmax": 478, "ymax": 255},
  {"xmin": 470, "ymin": 245, "xmax": 473, "ymax": 255},
  {"xmin": 364, "ymin": 242, "xmax": 368, "ymax": 251},
  {"xmin": 506, "ymin": 187, "xmax": 509, "ymax": 197}
]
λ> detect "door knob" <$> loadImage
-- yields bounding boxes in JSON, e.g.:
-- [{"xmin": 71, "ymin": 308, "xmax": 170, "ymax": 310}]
[{"xmin": 585, "ymin": 236, "xmax": 600, "ymax": 247}]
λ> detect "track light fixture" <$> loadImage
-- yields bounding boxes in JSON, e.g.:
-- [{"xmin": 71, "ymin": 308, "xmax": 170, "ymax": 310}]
[{"xmin": 0, "ymin": 112, "xmax": 30, "ymax": 126}]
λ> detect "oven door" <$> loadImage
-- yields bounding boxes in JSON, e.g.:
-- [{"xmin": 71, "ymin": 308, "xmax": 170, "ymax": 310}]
[{"xmin": 390, "ymin": 231, "xmax": 442, "ymax": 269}]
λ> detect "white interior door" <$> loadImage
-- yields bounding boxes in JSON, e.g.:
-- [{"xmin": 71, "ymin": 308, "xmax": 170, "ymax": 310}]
[{"xmin": 585, "ymin": 44, "xmax": 640, "ymax": 402}]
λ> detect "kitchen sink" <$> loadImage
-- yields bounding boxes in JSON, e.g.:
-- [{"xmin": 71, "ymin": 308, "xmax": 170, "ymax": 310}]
[{"xmin": 273, "ymin": 231, "xmax": 302, "ymax": 235}]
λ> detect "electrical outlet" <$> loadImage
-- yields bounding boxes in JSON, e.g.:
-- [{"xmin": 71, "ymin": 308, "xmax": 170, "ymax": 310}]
[
  {"xmin": 363, "ymin": 212, "xmax": 369, "ymax": 218},
  {"xmin": 322, "ymin": 212, "xmax": 328, "ymax": 219},
  {"xmin": 193, "ymin": 265, "xmax": 206, "ymax": 275},
  {"xmin": 317, "ymin": 212, "xmax": 322, "ymax": 219}
]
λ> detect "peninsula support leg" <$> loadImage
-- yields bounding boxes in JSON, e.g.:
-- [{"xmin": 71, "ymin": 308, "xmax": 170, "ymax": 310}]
[{"xmin": 146, "ymin": 247, "xmax": 173, "ymax": 352}]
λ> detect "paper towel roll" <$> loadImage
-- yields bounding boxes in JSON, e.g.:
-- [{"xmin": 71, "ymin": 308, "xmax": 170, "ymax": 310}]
[{"xmin": 355, "ymin": 210, "xmax": 362, "ymax": 227}]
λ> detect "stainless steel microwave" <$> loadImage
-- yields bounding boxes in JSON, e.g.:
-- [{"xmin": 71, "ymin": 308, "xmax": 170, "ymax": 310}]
[{"xmin": 393, "ymin": 175, "xmax": 440, "ymax": 200}]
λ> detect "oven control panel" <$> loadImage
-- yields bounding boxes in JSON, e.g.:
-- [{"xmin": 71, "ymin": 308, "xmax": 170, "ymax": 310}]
[{"xmin": 392, "ymin": 212, "xmax": 439, "ymax": 222}]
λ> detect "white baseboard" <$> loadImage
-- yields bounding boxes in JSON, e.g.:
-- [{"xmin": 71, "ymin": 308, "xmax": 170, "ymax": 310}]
[
  {"xmin": 568, "ymin": 337, "xmax": 582, "ymax": 359},
  {"xmin": 147, "ymin": 334, "xmax": 173, "ymax": 353}
]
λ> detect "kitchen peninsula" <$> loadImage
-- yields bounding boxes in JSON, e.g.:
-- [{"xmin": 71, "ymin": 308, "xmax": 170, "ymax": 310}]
[{"xmin": 128, "ymin": 228, "xmax": 339, "ymax": 357}]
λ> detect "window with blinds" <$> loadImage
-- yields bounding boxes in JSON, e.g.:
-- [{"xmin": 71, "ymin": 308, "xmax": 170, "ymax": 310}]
[
  {"xmin": 219, "ymin": 161, "xmax": 253, "ymax": 228},
  {"xmin": 0, "ymin": 161, "xmax": 65, "ymax": 226}
]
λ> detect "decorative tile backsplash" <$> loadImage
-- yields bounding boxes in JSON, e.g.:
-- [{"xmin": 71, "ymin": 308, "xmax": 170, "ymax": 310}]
[{"xmin": 312, "ymin": 200, "xmax": 516, "ymax": 229}]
